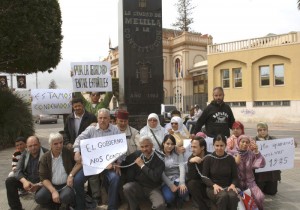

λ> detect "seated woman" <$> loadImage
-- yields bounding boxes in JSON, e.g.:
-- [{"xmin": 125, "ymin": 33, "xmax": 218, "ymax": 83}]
[
  {"xmin": 167, "ymin": 116, "xmax": 190, "ymax": 147},
  {"xmin": 161, "ymin": 135, "xmax": 188, "ymax": 208},
  {"xmin": 187, "ymin": 136, "xmax": 210, "ymax": 210},
  {"xmin": 202, "ymin": 134, "xmax": 239, "ymax": 210},
  {"xmin": 254, "ymin": 122, "xmax": 281, "ymax": 195},
  {"xmin": 231, "ymin": 135, "xmax": 266, "ymax": 210},
  {"xmin": 140, "ymin": 113, "xmax": 165, "ymax": 150}
]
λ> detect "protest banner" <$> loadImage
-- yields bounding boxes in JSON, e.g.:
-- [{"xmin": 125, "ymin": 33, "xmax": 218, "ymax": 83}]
[
  {"xmin": 71, "ymin": 61, "xmax": 112, "ymax": 92},
  {"xmin": 80, "ymin": 133, "xmax": 127, "ymax": 176},
  {"xmin": 256, "ymin": 138, "xmax": 295, "ymax": 173},
  {"xmin": 31, "ymin": 89, "xmax": 72, "ymax": 115}
]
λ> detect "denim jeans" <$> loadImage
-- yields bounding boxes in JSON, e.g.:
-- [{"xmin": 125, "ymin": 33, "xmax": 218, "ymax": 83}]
[
  {"xmin": 161, "ymin": 181, "xmax": 189, "ymax": 205},
  {"xmin": 73, "ymin": 168, "xmax": 120, "ymax": 210}
]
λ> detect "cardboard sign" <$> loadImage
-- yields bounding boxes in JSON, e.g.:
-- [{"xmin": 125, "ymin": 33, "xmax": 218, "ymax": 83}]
[
  {"xmin": 31, "ymin": 89, "xmax": 72, "ymax": 115},
  {"xmin": 80, "ymin": 133, "xmax": 127, "ymax": 176},
  {"xmin": 71, "ymin": 61, "xmax": 112, "ymax": 92},
  {"xmin": 255, "ymin": 138, "xmax": 295, "ymax": 172}
]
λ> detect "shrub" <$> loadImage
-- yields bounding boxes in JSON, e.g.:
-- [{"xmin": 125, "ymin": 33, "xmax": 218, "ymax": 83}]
[{"xmin": 0, "ymin": 89, "xmax": 34, "ymax": 149}]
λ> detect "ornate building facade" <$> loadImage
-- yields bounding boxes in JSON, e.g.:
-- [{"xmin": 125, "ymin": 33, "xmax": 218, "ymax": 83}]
[{"xmin": 105, "ymin": 29, "xmax": 213, "ymax": 112}]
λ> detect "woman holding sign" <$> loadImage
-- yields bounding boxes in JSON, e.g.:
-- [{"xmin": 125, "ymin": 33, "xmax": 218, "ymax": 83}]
[{"xmin": 231, "ymin": 135, "xmax": 266, "ymax": 210}]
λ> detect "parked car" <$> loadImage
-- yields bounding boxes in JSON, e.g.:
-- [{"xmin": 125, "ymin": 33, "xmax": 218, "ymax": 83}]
[
  {"xmin": 34, "ymin": 114, "xmax": 58, "ymax": 124},
  {"xmin": 161, "ymin": 104, "xmax": 177, "ymax": 124}
]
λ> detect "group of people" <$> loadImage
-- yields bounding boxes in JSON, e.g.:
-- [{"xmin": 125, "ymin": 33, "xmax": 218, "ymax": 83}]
[{"xmin": 5, "ymin": 87, "xmax": 281, "ymax": 210}]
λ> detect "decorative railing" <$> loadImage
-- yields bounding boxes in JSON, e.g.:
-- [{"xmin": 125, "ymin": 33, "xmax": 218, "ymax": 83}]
[
  {"xmin": 163, "ymin": 32, "xmax": 213, "ymax": 47},
  {"xmin": 208, "ymin": 32, "xmax": 300, "ymax": 54}
]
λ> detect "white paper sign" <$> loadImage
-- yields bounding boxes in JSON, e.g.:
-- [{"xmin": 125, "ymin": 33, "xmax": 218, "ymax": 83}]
[
  {"xmin": 71, "ymin": 61, "xmax": 112, "ymax": 92},
  {"xmin": 205, "ymin": 137, "xmax": 214, "ymax": 153},
  {"xmin": 255, "ymin": 138, "xmax": 295, "ymax": 173},
  {"xmin": 31, "ymin": 89, "xmax": 72, "ymax": 115},
  {"xmin": 80, "ymin": 133, "xmax": 127, "ymax": 176}
]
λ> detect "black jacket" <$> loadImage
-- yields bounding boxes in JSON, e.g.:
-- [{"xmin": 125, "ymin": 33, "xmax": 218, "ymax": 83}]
[
  {"xmin": 193, "ymin": 101, "xmax": 235, "ymax": 138},
  {"xmin": 64, "ymin": 110, "xmax": 97, "ymax": 145}
]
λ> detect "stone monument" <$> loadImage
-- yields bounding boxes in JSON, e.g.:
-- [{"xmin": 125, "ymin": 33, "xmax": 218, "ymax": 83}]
[{"xmin": 118, "ymin": 0, "xmax": 163, "ymax": 129}]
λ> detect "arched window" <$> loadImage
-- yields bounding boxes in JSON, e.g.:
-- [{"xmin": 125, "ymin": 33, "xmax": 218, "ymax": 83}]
[{"xmin": 175, "ymin": 58, "xmax": 181, "ymax": 78}]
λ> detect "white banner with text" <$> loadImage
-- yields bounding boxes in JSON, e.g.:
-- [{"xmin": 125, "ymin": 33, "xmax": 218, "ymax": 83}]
[
  {"xmin": 255, "ymin": 138, "xmax": 295, "ymax": 173},
  {"xmin": 71, "ymin": 61, "xmax": 112, "ymax": 92},
  {"xmin": 31, "ymin": 89, "xmax": 72, "ymax": 115},
  {"xmin": 80, "ymin": 133, "xmax": 127, "ymax": 176}
]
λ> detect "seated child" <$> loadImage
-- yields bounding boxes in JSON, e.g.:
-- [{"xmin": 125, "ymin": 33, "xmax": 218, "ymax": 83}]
[{"xmin": 254, "ymin": 122, "xmax": 281, "ymax": 195}]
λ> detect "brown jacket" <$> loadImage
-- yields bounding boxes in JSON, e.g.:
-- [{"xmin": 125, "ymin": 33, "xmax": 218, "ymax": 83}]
[{"xmin": 38, "ymin": 147, "xmax": 75, "ymax": 182}]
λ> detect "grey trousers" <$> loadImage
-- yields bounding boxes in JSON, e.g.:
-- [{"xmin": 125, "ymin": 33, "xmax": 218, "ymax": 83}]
[{"xmin": 123, "ymin": 182, "xmax": 165, "ymax": 210}]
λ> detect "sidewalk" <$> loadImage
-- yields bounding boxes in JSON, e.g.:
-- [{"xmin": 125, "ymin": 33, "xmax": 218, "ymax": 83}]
[{"xmin": 1, "ymin": 122, "xmax": 300, "ymax": 210}]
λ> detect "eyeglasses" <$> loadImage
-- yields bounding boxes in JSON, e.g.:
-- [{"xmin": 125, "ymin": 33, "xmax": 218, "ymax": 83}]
[
  {"xmin": 171, "ymin": 122, "xmax": 178, "ymax": 125},
  {"xmin": 148, "ymin": 119, "xmax": 158, "ymax": 122}
]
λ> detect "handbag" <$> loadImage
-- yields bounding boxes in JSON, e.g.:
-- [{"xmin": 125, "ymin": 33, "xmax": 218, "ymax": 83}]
[{"xmin": 150, "ymin": 129, "xmax": 162, "ymax": 150}]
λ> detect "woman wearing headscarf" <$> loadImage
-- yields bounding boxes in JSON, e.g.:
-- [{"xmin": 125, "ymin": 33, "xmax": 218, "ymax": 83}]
[
  {"xmin": 140, "ymin": 113, "xmax": 166, "ymax": 150},
  {"xmin": 230, "ymin": 135, "xmax": 266, "ymax": 210},
  {"xmin": 167, "ymin": 116, "xmax": 190, "ymax": 147}
]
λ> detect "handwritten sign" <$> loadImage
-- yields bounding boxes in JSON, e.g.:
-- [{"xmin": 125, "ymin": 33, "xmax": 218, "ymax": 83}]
[
  {"xmin": 80, "ymin": 133, "xmax": 127, "ymax": 176},
  {"xmin": 71, "ymin": 61, "xmax": 112, "ymax": 92},
  {"xmin": 255, "ymin": 138, "xmax": 295, "ymax": 173},
  {"xmin": 31, "ymin": 89, "xmax": 72, "ymax": 115}
]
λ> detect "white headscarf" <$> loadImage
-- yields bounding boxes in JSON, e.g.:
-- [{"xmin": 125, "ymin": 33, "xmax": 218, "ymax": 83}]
[
  {"xmin": 147, "ymin": 113, "xmax": 162, "ymax": 131},
  {"xmin": 170, "ymin": 116, "xmax": 183, "ymax": 132}
]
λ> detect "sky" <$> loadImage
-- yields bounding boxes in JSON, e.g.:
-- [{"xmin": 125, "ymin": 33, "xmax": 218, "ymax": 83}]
[{"xmin": 5, "ymin": 0, "xmax": 300, "ymax": 90}]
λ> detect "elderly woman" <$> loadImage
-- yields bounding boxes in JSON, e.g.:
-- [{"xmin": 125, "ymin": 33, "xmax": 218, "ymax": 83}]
[
  {"xmin": 202, "ymin": 134, "xmax": 239, "ymax": 210},
  {"xmin": 230, "ymin": 135, "xmax": 266, "ymax": 210},
  {"xmin": 167, "ymin": 116, "xmax": 190, "ymax": 147},
  {"xmin": 140, "ymin": 113, "xmax": 165, "ymax": 150}
]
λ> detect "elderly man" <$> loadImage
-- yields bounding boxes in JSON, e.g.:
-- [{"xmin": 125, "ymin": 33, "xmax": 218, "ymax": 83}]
[
  {"xmin": 73, "ymin": 108, "xmax": 121, "ymax": 210},
  {"xmin": 6, "ymin": 136, "xmax": 48, "ymax": 210},
  {"xmin": 64, "ymin": 97, "xmax": 97, "ymax": 149},
  {"xmin": 115, "ymin": 109, "xmax": 140, "ymax": 155},
  {"xmin": 35, "ymin": 133, "xmax": 81, "ymax": 209},
  {"xmin": 123, "ymin": 136, "xmax": 166, "ymax": 210}
]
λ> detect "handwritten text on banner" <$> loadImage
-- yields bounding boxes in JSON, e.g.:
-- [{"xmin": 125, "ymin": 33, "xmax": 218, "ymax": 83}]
[
  {"xmin": 80, "ymin": 133, "xmax": 127, "ymax": 176},
  {"xmin": 31, "ymin": 89, "xmax": 72, "ymax": 115},
  {"xmin": 256, "ymin": 138, "xmax": 294, "ymax": 172},
  {"xmin": 71, "ymin": 61, "xmax": 112, "ymax": 92}
]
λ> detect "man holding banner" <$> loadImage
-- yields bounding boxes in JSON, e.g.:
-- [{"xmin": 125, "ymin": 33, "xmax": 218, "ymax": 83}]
[{"xmin": 73, "ymin": 108, "xmax": 121, "ymax": 210}]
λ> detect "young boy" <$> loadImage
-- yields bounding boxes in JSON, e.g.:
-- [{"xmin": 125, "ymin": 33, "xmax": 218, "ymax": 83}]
[
  {"xmin": 8, "ymin": 137, "xmax": 27, "ymax": 177},
  {"xmin": 254, "ymin": 122, "xmax": 281, "ymax": 195}
]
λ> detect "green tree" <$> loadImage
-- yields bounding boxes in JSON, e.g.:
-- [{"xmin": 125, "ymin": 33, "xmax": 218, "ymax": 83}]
[
  {"xmin": 0, "ymin": 0, "xmax": 63, "ymax": 74},
  {"xmin": 0, "ymin": 89, "xmax": 34, "ymax": 149},
  {"xmin": 172, "ymin": 0, "xmax": 196, "ymax": 32},
  {"xmin": 49, "ymin": 79, "xmax": 57, "ymax": 89}
]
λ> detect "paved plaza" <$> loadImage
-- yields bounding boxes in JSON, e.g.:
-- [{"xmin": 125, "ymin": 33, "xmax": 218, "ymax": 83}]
[{"xmin": 0, "ymin": 121, "xmax": 299, "ymax": 210}]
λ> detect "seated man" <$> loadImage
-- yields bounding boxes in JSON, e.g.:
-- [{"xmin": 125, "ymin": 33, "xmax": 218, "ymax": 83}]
[
  {"xmin": 73, "ymin": 108, "xmax": 121, "ymax": 210},
  {"xmin": 123, "ymin": 136, "xmax": 165, "ymax": 210},
  {"xmin": 35, "ymin": 133, "xmax": 81, "ymax": 209},
  {"xmin": 6, "ymin": 136, "xmax": 48, "ymax": 210}
]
